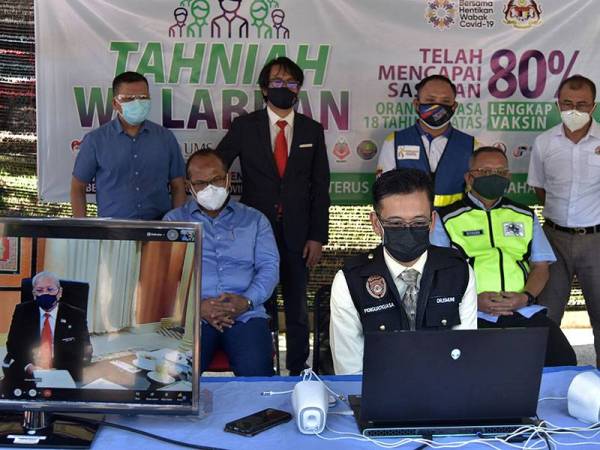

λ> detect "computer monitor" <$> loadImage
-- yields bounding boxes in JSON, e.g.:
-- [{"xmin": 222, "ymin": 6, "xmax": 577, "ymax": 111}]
[{"xmin": 0, "ymin": 217, "xmax": 202, "ymax": 448}]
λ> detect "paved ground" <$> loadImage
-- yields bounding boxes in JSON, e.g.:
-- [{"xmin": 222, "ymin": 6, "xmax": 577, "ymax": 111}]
[{"xmin": 564, "ymin": 328, "xmax": 596, "ymax": 367}]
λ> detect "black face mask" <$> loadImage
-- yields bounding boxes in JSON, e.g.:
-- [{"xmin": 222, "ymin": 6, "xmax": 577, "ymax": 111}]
[
  {"xmin": 417, "ymin": 103, "xmax": 455, "ymax": 129},
  {"xmin": 266, "ymin": 87, "xmax": 297, "ymax": 110},
  {"xmin": 382, "ymin": 225, "xmax": 430, "ymax": 263},
  {"xmin": 36, "ymin": 293, "xmax": 59, "ymax": 311},
  {"xmin": 472, "ymin": 175, "xmax": 510, "ymax": 200}
]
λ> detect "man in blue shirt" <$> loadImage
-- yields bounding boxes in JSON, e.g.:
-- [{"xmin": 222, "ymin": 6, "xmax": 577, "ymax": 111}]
[
  {"xmin": 71, "ymin": 71, "xmax": 186, "ymax": 219},
  {"xmin": 431, "ymin": 146, "xmax": 576, "ymax": 366},
  {"xmin": 164, "ymin": 149, "xmax": 279, "ymax": 376}
]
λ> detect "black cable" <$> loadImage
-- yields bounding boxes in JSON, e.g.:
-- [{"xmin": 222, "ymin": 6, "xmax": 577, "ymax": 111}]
[
  {"xmin": 413, "ymin": 434, "xmax": 432, "ymax": 450},
  {"xmin": 541, "ymin": 432, "xmax": 552, "ymax": 450},
  {"xmin": 53, "ymin": 414, "xmax": 228, "ymax": 450}
]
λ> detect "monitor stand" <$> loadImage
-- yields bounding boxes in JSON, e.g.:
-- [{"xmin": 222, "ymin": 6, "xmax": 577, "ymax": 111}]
[{"xmin": 0, "ymin": 411, "xmax": 102, "ymax": 448}]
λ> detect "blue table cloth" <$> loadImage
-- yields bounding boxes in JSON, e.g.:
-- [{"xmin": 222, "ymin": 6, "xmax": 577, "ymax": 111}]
[{"xmin": 87, "ymin": 366, "xmax": 600, "ymax": 449}]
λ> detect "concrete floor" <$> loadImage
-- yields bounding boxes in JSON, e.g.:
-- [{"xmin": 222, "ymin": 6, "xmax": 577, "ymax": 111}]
[{"xmin": 564, "ymin": 328, "xmax": 596, "ymax": 367}]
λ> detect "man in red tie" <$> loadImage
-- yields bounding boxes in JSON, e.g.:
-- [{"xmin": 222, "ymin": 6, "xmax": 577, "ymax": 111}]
[
  {"xmin": 218, "ymin": 57, "xmax": 330, "ymax": 375},
  {"xmin": 3, "ymin": 272, "xmax": 91, "ymax": 387}
]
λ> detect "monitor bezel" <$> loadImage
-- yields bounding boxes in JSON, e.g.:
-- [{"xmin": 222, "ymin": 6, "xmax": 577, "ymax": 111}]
[{"xmin": 0, "ymin": 217, "xmax": 202, "ymax": 415}]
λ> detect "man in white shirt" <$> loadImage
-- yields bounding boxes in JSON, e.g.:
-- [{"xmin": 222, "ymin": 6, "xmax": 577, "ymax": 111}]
[
  {"xmin": 528, "ymin": 74, "xmax": 600, "ymax": 367},
  {"xmin": 329, "ymin": 168, "xmax": 478, "ymax": 375}
]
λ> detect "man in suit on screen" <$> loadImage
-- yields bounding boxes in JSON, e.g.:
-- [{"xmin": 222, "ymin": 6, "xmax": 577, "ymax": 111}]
[
  {"xmin": 3, "ymin": 271, "xmax": 91, "ymax": 386},
  {"xmin": 217, "ymin": 56, "xmax": 330, "ymax": 375}
]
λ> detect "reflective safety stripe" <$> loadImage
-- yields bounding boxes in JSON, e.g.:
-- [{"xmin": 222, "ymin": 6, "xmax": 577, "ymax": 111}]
[{"xmin": 434, "ymin": 193, "xmax": 463, "ymax": 208}]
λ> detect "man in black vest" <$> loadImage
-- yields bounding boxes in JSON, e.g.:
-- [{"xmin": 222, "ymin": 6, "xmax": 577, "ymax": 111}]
[{"xmin": 329, "ymin": 168, "xmax": 478, "ymax": 374}]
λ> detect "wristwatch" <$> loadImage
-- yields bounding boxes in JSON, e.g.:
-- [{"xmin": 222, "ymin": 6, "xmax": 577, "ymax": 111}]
[
  {"xmin": 246, "ymin": 299, "xmax": 253, "ymax": 311},
  {"xmin": 524, "ymin": 291, "xmax": 536, "ymax": 306}
]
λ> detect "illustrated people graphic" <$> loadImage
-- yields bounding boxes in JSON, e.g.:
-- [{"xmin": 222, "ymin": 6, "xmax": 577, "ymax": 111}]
[
  {"xmin": 169, "ymin": 7, "xmax": 188, "ymax": 38},
  {"xmin": 211, "ymin": 0, "xmax": 249, "ymax": 39},
  {"xmin": 186, "ymin": 0, "xmax": 211, "ymax": 38},
  {"xmin": 271, "ymin": 8, "xmax": 289, "ymax": 39},
  {"xmin": 250, "ymin": 0, "xmax": 273, "ymax": 39}
]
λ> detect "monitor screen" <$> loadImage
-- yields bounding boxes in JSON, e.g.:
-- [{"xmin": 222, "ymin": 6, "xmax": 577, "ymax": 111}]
[{"xmin": 0, "ymin": 218, "xmax": 201, "ymax": 415}]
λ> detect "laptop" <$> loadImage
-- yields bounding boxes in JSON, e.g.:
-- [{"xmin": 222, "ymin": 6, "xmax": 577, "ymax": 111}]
[{"xmin": 349, "ymin": 328, "xmax": 548, "ymax": 437}]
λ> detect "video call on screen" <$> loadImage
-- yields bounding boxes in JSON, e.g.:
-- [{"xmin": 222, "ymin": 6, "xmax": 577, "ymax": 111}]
[{"xmin": 0, "ymin": 227, "xmax": 198, "ymax": 406}]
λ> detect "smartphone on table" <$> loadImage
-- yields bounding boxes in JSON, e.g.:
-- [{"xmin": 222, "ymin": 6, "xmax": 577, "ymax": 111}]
[{"xmin": 224, "ymin": 408, "xmax": 292, "ymax": 437}]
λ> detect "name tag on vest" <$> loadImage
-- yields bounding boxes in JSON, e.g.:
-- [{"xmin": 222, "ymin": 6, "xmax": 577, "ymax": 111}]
[
  {"xmin": 503, "ymin": 222, "xmax": 524, "ymax": 237},
  {"xmin": 431, "ymin": 296, "xmax": 456, "ymax": 304},
  {"xmin": 396, "ymin": 145, "xmax": 420, "ymax": 160},
  {"xmin": 463, "ymin": 229, "xmax": 484, "ymax": 236},
  {"xmin": 363, "ymin": 302, "xmax": 395, "ymax": 314}
]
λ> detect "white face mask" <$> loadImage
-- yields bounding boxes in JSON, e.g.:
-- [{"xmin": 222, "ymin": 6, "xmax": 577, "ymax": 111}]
[
  {"xmin": 194, "ymin": 183, "xmax": 229, "ymax": 211},
  {"xmin": 560, "ymin": 109, "xmax": 591, "ymax": 132}
]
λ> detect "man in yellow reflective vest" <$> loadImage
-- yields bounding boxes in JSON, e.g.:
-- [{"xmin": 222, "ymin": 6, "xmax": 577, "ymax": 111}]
[{"xmin": 431, "ymin": 146, "xmax": 576, "ymax": 366}]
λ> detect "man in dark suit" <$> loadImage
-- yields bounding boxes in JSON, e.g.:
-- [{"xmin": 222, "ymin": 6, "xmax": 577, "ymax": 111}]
[
  {"xmin": 217, "ymin": 57, "xmax": 330, "ymax": 375},
  {"xmin": 3, "ymin": 271, "xmax": 92, "ymax": 386}
]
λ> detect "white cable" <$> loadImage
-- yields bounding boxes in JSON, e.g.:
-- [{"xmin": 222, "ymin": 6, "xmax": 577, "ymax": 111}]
[
  {"xmin": 260, "ymin": 389, "xmax": 293, "ymax": 396},
  {"xmin": 300, "ymin": 368, "xmax": 346, "ymax": 401},
  {"xmin": 273, "ymin": 370, "xmax": 600, "ymax": 448},
  {"xmin": 318, "ymin": 422, "xmax": 545, "ymax": 450}
]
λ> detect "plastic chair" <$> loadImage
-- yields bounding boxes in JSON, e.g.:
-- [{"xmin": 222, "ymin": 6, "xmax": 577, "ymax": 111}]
[{"xmin": 206, "ymin": 298, "xmax": 280, "ymax": 375}]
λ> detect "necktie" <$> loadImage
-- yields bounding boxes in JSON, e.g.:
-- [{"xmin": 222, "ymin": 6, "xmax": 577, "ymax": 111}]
[
  {"xmin": 399, "ymin": 269, "xmax": 419, "ymax": 331},
  {"xmin": 39, "ymin": 313, "xmax": 53, "ymax": 369},
  {"xmin": 274, "ymin": 120, "xmax": 288, "ymax": 178}
]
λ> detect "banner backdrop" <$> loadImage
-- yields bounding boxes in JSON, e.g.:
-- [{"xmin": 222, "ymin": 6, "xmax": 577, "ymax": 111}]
[{"xmin": 36, "ymin": 0, "xmax": 600, "ymax": 205}]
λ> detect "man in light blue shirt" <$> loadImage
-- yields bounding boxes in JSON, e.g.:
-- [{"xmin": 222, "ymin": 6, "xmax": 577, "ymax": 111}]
[
  {"xmin": 71, "ymin": 71, "xmax": 186, "ymax": 219},
  {"xmin": 164, "ymin": 149, "xmax": 279, "ymax": 376},
  {"xmin": 431, "ymin": 146, "xmax": 576, "ymax": 366}
]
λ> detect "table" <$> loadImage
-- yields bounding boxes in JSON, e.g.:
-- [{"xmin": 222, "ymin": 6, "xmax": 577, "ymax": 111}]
[
  {"xmin": 0, "ymin": 366, "xmax": 598, "ymax": 449},
  {"xmin": 83, "ymin": 366, "xmax": 600, "ymax": 449}
]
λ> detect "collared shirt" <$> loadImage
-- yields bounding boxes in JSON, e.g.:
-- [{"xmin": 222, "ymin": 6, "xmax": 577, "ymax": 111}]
[
  {"xmin": 431, "ymin": 192, "xmax": 556, "ymax": 263},
  {"xmin": 431, "ymin": 192, "xmax": 554, "ymax": 323},
  {"xmin": 73, "ymin": 118, "xmax": 186, "ymax": 219},
  {"xmin": 329, "ymin": 248, "xmax": 478, "ymax": 375},
  {"xmin": 267, "ymin": 106, "xmax": 294, "ymax": 155},
  {"xmin": 163, "ymin": 199, "xmax": 279, "ymax": 323},
  {"xmin": 416, "ymin": 121, "xmax": 452, "ymax": 172},
  {"xmin": 38, "ymin": 304, "xmax": 59, "ymax": 354},
  {"xmin": 38, "ymin": 304, "xmax": 58, "ymax": 337},
  {"xmin": 528, "ymin": 121, "xmax": 600, "ymax": 227},
  {"xmin": 377, "ymin": 124, "xmax": 453, "ymax": 174}
]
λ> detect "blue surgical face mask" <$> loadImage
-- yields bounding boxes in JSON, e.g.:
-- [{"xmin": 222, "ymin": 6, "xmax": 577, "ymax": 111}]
[
  {"xmin": 36, "ymin": 293, "xmax": 59, "ymax": 311},
  {"xmin": 119, "ymin": 99, "xmax": 151, "ymax": 125}
]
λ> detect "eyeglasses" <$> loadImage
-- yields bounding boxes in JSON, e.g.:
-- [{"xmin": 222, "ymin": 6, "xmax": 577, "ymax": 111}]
[
  {"xmin": 378, "ymin": 216, "xmax": 431, "ymax": 229},
  {"xmin": 116, "ymin": 94, "xmax": 151, "ymax": 103},
  {"xmin": 33, "ymin": 286, "xmax": 59, "ymax": 295},
  {"xmin": 558, "ymin": 101, "xmax": 594, "ymax": 112},
  {"xmin": 469, "ymin": 168, "xmax": 510, "ymax": 177},
  {"xmin": 190, "ymin": 175, "xmax": 227, "ymax": 191},
  {"xmin": 268, "ymin": 79, "xmax": 300, "ymax": 90}
]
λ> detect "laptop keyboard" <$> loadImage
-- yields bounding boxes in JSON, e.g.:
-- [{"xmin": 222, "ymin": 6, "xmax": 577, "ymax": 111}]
[{"xmin": 363, "ymin": 423, "xmax": 530, "ymax": 438}]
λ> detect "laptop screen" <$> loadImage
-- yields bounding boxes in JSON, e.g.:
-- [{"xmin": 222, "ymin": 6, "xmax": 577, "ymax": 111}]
[{"xmin": 0, "ymin": 218, "xmax": 201, "ymax": 414}]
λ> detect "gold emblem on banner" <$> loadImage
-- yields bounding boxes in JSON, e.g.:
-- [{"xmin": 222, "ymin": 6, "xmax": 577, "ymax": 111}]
[{"xmin": 503, "ymin": 0, "xmax": 542, "ymax": 29}]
